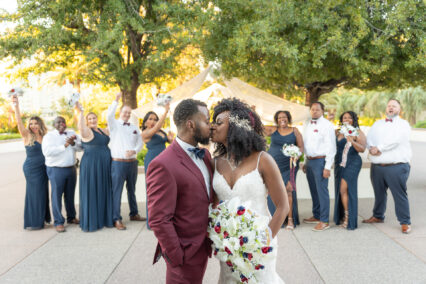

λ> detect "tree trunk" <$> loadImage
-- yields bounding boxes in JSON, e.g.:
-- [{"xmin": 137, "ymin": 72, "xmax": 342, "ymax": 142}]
[
  {"xmin": 120, "ymin": 70, "xmax": 140, "ymax": 109},
  {"xmin": 304, "ymin": 79, "xmax": 345, "ymax": 106}
]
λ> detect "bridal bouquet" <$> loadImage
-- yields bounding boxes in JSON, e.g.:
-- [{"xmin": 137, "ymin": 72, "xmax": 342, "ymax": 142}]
[
  {"xmin": 339, "ymin": 123, "xmax": 359, "ymax": 137},
  {"xmin": 281, "ymin": 144, "xmax": 301, "ymax": 159},
  {"xmin": 208, "ymin": 197, "xmax": 275, "ymax": 283},
  {"xmin": 156, "ymin": 93, "xmax": 172, "ymax": 106}
]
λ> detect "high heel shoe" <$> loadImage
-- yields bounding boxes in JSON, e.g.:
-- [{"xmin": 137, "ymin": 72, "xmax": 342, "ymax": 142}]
[
  {"xmin": 340, "ymin": 211, "xmax": 349, "ymax": 229},
  {"xmin": 286, "ymin": 217, "xmax": 294, "ymax": 230}
]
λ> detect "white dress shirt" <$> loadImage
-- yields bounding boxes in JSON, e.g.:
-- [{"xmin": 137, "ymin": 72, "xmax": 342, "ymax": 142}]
[
  {"xmin": 107, "ymin": 101, "xmax": 143, "ymax": 159},
  {"xmin": 42, "ymin": 129, "xmax": 82, "ymax": 167},
  {"xmin": 176, "ymin": 137, "xmax": 211, "ymax": 197},
  {"xmin": 367, "ymin": 116, "xmax": 412, "ymax": 164},
  {"xmin": 303, "ymin": 116, "xmax": 337, "ymax": 170}
]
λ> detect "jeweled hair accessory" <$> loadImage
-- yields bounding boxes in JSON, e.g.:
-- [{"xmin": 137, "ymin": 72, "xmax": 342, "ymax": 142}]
[{"xmin": 229, "ymin": 115, "xmax": 252, "ymax": 131}]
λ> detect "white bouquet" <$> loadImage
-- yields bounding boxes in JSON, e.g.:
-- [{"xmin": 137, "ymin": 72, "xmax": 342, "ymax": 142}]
[
  {"xmin": 281, "ymin": 144, "xmax": 301, "ymax": 159},
  {"xmin": 156, "ymin": 93, "xmax": 172, "ymax": 106},
  {"xmin": 208, "ymin": 197, "xmax": 275, "ymax": 283},
  {"xmin": 339, "ymin": 123, "xmax": 359, "ymax": 137},
  {"xmin": 8, "ymin": 87, "xmax": 24, "ymax": 97},
  {"xmin": 67, "ymin": 92, "xmax": 80, "ymax": 108}
]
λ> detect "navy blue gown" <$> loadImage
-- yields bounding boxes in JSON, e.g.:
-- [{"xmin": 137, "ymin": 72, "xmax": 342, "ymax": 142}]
[
  {"xmin": 267, "ymin": 130, "xmax": 300, "ymax": 227},
  {"xmin": 333, "ymin": 137, "xmax": 362, "ymax": 230},
  {"xmin": 79, "ymin": 130, "xmax": 113, "ymax": 232},
  {"xmin": 23, "ymin": 141, "xmax": 51, "ymax": 229},
  {"xmin": 144, "ymin": 132, "xmax": 168, "ymax": 229}
]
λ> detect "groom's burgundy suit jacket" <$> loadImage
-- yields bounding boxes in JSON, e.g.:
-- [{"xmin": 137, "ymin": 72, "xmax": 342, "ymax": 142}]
[{"xmin": 146, "ymin": 140, "xmax": 214, "ymax": 267}]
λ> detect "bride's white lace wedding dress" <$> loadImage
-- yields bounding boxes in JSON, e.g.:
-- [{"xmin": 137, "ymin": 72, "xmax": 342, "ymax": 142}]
[{"xmin": 213, "ymin": 152, "xmax": 284, "ymax": 284}]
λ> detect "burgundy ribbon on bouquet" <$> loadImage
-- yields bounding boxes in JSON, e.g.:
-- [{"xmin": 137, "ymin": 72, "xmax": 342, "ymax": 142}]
[
  {"xmin": 340, "ymin": 142, "xmax": 352, "ymax": 168},
  {"xmin": 289, "ymin": 157, "xmax": 297, "ymax": 191}
]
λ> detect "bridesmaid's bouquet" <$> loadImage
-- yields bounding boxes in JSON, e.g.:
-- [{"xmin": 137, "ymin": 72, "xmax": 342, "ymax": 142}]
[
  {"xmin": 156, "ymin": 93, "xmax": 172, "ymax": 106},
  {"xmin": 8, "ymin": 87, "xmax": 24, "ymax": 97},
  {"xmin": 339, "ymin": 123, "xmax": 359, "ymax": 137},
  {"xmin": 208, "ymin": 197, "xmax": 275, "ymax": 283},
  {"xmin": 67, "ymin": 92, "xmax": 80, "ymax": 108},
  {"xmin": 281, "ymin": 144, "xmax": 301, "ymax": 159}
]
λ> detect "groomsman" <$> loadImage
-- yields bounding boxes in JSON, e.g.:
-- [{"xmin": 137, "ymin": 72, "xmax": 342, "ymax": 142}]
[
  {"xmin": 42, "ymin": 117, "xmax": 81, "ymax": 232},
  {"xmin": 302, "ymin": 102, "xmax": 336, "ymax": 231},
  {"xmin": 107, "ymin": 92, "xmax": 144, "ymax": 230},
  {"xmin": 363, "ymin": 99, "xmax": 412, "ymax": 234}
]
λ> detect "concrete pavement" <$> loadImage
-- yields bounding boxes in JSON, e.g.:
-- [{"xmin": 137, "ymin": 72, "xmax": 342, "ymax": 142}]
[{"xmin": 0, "ymin": 142, "xmax": 425, "ymax": 283}]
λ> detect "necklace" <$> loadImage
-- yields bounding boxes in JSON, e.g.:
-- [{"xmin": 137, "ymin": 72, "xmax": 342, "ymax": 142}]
[{"xmin": 223, "ymin": 156, "xmax": 239, "ymax": 171}]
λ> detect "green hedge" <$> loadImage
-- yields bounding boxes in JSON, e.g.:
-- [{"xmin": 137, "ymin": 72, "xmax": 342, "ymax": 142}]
[
  {"xmin": 0, "ymin": 133, "xmax": 22, "ymax": 140},
  {"xmin": 414, "ymin": 121, "xmax": 426, "ymax": 128},
  {"xmin": 137, "ymin": 147, "xmax": 148, "ymax": 166}
]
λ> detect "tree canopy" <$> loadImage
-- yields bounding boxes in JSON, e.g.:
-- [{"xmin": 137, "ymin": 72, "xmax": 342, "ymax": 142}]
[
  {"xmin": 197, "ymin": 0, "xmax": 425, "ymax": 105},
  {"xmin": 0, "ymin": 0, "xmax": 200, "ymax": 108}
]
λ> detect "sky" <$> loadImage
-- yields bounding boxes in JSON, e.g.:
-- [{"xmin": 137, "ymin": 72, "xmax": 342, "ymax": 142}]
[{"xmin": 0, "ymin": 1, "xmax": 17, "ymax": 13}]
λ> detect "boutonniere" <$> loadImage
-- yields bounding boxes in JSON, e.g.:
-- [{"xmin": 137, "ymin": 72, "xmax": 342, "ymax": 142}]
[
  {"xmin": 133, "ymin": 130, "xmax": 137, "ymax": 134},
  {"xmin": 314, "ymin": 129, "xmax": 318, "ymax": 133}
]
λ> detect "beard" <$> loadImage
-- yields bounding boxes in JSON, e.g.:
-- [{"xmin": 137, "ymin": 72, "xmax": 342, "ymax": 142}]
[{"xmin": 194, "ymin": 124, "xmax": 210, "ymax": 145}]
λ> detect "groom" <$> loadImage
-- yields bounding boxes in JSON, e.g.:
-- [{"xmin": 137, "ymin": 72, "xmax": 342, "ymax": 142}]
[{"xmin": 146, "ymin": 99, "xmax": 214, "ymax": 284}]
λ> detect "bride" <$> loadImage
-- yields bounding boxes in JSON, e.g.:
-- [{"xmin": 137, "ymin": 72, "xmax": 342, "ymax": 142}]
[{"xmin": 210, "ymin": 98, "xmax": 289, "ymax": 283}]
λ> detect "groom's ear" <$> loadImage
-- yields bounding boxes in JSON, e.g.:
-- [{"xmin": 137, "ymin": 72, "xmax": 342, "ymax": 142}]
[{"xmin": 186, "ymin": 119, "xmax": 196, "ymax": 131}]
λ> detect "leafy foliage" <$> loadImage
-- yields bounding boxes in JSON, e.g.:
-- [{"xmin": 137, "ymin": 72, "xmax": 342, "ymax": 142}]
[
  {"xmin": 197, "ymin": 0, "xmax": 426, "ymax": 104},
  {"xmin": 0, "ymin": 0, "xmax": 202, "ymax": 108}
]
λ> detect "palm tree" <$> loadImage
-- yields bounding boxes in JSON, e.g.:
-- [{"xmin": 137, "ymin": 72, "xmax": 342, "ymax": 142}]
[{"xmin": 396, "ymin": 87, "xmax": 426, "ymax": 125}]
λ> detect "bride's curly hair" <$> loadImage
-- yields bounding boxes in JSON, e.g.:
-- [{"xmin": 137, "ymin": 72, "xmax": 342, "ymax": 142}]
[{"xmin": 212, "ymin": 98, "xmax": 266, "ymax": 164}]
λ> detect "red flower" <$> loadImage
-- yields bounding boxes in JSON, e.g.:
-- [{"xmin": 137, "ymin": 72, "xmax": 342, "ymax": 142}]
[
  {"xmin": 239, "ymin": 236, "xmax": 244, "ymax": 246},
  {"xmin": 240, "ymin": 275, "xmax": 248, "ymax": 282},
  {"xmin": 237, "ymin": 206, "xmax": 245, "ymax": 215},
  {"xmin": 224, "ymin": 247, "xmax": 232, "ymax": 255},
  {"xmin": 348, "ymin": 130, "xmax": 353, "ymax": 134},
  {"xmin": 247, "ymin": 253, "xmax": 253, "ymax": 260},
  {"xmin": 226, "ymin": 260, "xmax": 233, "ymax": 267},
  {"xmin": 214, "ymin": 224, "xmax": 221, "ymax": 233},
  {"xmin": 255, "ymin": 264, "xmax": 265, "ymax": 270},
  {"xmin": 10, "ymin": 89, "xmax": 15, "ymax": 93},
  {"xmin": 314, "ymin": 129, "xmax": 318, "ymax": 133},
  {"xmin": 214, "ymin": 250, "xmax": 218, "ymax": 256},
  {"xmin": 223, "ymin": 231, "xmax": 229, "ymax": 238},
  {"xmin": 261, "ymin": 246, "xmax": 273, "ymax": 254}
]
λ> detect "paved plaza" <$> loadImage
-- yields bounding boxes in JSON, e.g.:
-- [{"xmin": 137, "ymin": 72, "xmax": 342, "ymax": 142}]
[{"xmin": 0, "ymin": 139, "xmax": 425, "ymax": 284}]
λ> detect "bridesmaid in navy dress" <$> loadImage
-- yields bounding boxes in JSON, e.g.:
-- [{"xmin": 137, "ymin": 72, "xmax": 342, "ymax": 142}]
[
  {"xmin": 75, "ymin": 102, "xmax": 113, "ymax": 232},
  {"xmin": 334, "ymin": 111, "xmax": 366, "ymax": 230},
  {"xmin": 266, "ymin": 111, "xmax": 304, "ymax": 230},
  {"xmin": 12, "ymin": 96, "xmax": 51, "ymax": 230},
  {"xmin": 142, "ymin": 102, "xmax": 174, "ymax": 228}
]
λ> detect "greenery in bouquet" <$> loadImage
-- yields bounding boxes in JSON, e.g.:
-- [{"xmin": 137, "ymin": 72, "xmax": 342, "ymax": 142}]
[{"xmin": 208, "ymin": 197, "xmax": 275, "ymax": 283}]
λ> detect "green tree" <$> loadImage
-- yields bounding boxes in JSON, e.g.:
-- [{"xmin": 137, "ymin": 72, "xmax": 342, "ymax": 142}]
[
  {"xmin": 396, "ymin": 86, "xmax": 426, "ymax": 125},
  {"xmin": 0, "ymin": 0, "xmax": 200, "ymax": 108},
  {"xmin": 197, "ymin": 0, "xmax": 425, "ymax": 105}
]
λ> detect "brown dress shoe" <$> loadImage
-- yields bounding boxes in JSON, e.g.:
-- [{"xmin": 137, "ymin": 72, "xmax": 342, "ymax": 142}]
[
  {"xmin": 55, "ymin": 225, "xmax": 65, "ymax": 233},
  {"xmin": 130, "ymin": 214, "xmax": 147, "ymax": 221},
  {"xmin": 303, "ymin": 216, "xmax": 320, "ymax": 224},
  {"xmin": 114, "ymin": 220, "xmax": 126, "ymax": 230},
  {"xmin": 68, "ymin": 218, "xmax": 80, "ymax": 224},
  {"xmin": 312, "ymin": 222, "xmax": 330, "ymax": 232},
  {"xmin": 362, "ymin": 216, "xmax": 384, "ymax": 224},
  {"xmin": 402, "ymin": 224, "xmax": 411, "ymax": 234}
]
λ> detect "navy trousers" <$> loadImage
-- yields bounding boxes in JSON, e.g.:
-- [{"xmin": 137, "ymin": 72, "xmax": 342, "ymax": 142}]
[
  {"xmin": 306, "ymin": 158, "xmax": 330, "ymax": 223},
  {"xmin": 46, "ymin": 166, "xmax": 77, "ymax": 226},
  {"xmin": 112, "ymin": 160, "xmax": 139, "ymax": 222},
  {"xmin": 370, "ymin": 163, "xmax": 411, "ymax": 225}
]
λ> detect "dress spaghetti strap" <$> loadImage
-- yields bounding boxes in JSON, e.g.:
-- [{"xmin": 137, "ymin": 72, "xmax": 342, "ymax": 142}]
[{"xmin": 256, "ymin": 151, "xmax": 264, "ymax": 169}]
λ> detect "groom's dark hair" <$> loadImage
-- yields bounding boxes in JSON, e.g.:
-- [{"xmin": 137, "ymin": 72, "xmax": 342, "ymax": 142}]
[{"xmin": 173, "ymin": 99, "xmax": 207, "ymax": 129}]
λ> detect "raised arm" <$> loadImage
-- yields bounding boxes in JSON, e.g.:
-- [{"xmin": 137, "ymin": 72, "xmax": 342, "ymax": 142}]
[
  {"xmin": 11, "ymin": 96, "xmax": 30, "ymax": 140},
  {"xmin": 259, "ymin": 152, "xmax": 289, "ymax": 238},
  {"xmin": 75, "ymin": 101, "xmax": 94, "ymax": 142},
  {"xmin": 107, "ymin": 92, "xmax": 121, "ymax": 131},
  {"xmin": 142, "ymin": 103, "xmax": 170, "ymax": 143},
  {"xmin": 264, "ymin": 125, "xmax": 277, "ymax": 137}
]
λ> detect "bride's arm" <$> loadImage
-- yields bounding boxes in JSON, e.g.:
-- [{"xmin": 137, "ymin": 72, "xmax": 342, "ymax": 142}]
[{"xmin": 259, "ymin": 152, "xmax": 289, "ymax": 238}]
